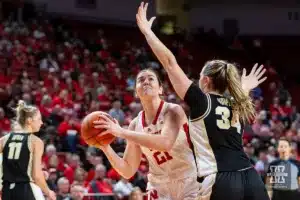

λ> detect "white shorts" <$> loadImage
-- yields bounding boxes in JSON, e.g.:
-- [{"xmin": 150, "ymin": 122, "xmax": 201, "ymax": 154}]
[{"xmin": 146, "ymin": 177, "xmax": 200, "ymax": 200}]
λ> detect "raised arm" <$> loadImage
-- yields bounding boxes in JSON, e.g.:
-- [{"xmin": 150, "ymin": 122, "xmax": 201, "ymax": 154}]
[
  {"xmin": 241, "ymin": 63, "xmax": 267, "ymax": 95},
  {"xmin": 136, "ymin": 2, "xmax": 192, "ymax": 100},
  {"xmin": 95, "ymin": 118, "xmax": 142, "ymax": 179},
  {"xmin": 94, "ymin": 104, "xmax": 186, "ymax": 152}
]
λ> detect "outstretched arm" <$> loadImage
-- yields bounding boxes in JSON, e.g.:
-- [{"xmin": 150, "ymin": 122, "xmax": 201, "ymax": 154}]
[
  {"xmin": 136, "ymin": 2, "xmax": 192, "ymax": 100},
  {"xmin": 94, "ymin": 105, "xmax": 186, "ymax": 152}
]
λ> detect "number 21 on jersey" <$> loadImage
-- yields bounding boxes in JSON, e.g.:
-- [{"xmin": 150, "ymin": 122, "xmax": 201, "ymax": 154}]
[
  {"xmin": 8, "ymin": 142, "xmax": 22, "ymax": 160},
  {"xmin": 215, "ymin": 106, "xmax": 241, "ymax": 134},
  {"xmin": 152, "ymin": 151, "xmax": 173, "ymax": 165}
]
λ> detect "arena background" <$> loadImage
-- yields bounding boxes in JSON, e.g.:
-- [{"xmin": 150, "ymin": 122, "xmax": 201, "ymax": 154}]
[{"xmin": 0, "ymin": 0, "xmax": 300, "ymax": 199}]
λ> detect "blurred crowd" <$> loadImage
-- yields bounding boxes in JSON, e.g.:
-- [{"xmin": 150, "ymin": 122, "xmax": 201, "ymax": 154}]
[{"xmin": 0, "ymin": 5, "xmax": 300, "ymax": 200}]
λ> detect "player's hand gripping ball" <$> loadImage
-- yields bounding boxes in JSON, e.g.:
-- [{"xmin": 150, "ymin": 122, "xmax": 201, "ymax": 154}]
[{"xmin": 81, "ymin": 111, "xmax": 116, "ymax": 146}]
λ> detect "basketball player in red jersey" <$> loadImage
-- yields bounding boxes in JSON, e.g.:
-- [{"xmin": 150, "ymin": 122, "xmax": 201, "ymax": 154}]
[{"xmin": 93, "ymin": 68, "xmax": 200, "ymax": 200}]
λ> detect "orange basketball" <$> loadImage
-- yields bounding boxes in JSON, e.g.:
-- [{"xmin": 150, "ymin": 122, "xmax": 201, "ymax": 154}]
[{"xmin": 81, "ymin": 111, "xmax": 116, "ymax": 146}]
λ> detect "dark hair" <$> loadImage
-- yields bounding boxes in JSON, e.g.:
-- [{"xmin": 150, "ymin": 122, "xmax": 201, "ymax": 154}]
[
  {"xmin": 202, "ymin": 60, "xmax": 255, "ymax": 123},
  {"xmin": 278, "ymin": 137, "xmax": 291, "ymax": 146},
  {"xmin": 135, "ymin": 68, "xmax": 163, "ymax": 88},
  {"xmin": 15, "ymin": 100, "xmax": 38, "ymax": 128}
]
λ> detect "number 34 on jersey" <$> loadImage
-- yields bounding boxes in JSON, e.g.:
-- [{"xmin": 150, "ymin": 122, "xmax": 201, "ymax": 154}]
[{"xmin": 215, "ymin": 106, "xmax": 241, "ymax": 134}]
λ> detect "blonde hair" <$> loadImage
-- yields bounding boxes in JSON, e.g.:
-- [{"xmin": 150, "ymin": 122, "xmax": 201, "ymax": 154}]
[
  {"xmin": 226, "ymin": 63, "xmax": 255, "ymax": 123},
  {"xmin": 15, "ymin": 100, "xmax": 38, "ymax": 128},
  {"xmin": 203, "ymin": 60, "xmax": 255, "ymax": 123}
]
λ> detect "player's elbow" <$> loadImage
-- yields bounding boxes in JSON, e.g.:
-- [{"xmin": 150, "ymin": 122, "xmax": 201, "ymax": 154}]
[
  {"xmin": 116, "ymin": 163, "xmax": 136, "ymax": 180},
  {"xmin": 120, "ymin": 169, "xmax": 135, "ymax": 180},
  {"xmin": 33, "ymin": 174, "xmax": 42, "ymax": 184},
  {"xmin": 122, "ymin": 173, "xmax": 134, "ymax": 180},
  {"xmin": 165, "ymin": 56, "xmax": 178, "ymax": 71},
  {"xmin": 32, "ymin": 174, "xmax": 39, "ymax": 183},
  {"xmin": 32, "ymin": 169, "xmax": 43, "ymax": 182}
]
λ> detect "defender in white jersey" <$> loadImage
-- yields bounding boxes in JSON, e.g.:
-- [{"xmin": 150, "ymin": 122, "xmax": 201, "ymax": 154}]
[{"xmin": 93, "ymin": 69, "xmax": 199, "ymax": 200}]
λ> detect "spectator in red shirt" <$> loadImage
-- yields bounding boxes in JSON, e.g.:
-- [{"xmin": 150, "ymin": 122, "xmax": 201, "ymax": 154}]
[
  {"xmin": 47, "ymin": 153, "xmax": 66, "ymax": 172},
  {"xmin": 106, "ymin": 167, "xmax": 121, "ymax": 182},
  {"xmin": 87, "ymin": 164, "xmax": 113, "ymax": 199},
  {"xmin": 73, "ymin": 168, "xmax": 87, "ymax": 187},
  {"xmin": 111, "ymin": 68, "xmax": 126, "ymax": 89},
  {"xmin": 57, "ymin": 114, "xmax": 81, "ymax": 152},
  {"xmin": 64, "ymin": 154, "xmax": 81, "ymax": 184},
  {"xmin": 280, "ymin": 99, "xmax": 293, "ymax": 117},
  {"xmin": 97, "ymin": 45, "xmax": 110, "ymax": 61},
  {"xmin": 39, "ymin": 95, "xmax": 53, "ymax": 118},
  {"xmin": 269, "ymin": 96, "xmax": 280, "ymax": 114},
  {"xmin": 52, "ymin": 89, "xmax": 73, "ymax": 109},
  {"xmin": 97, "ymin": 88, "xmax": 111, "ymax": 111},
  {"xmin": 42, "ymin": 144, "xmax": 57, "ymax": 167}
]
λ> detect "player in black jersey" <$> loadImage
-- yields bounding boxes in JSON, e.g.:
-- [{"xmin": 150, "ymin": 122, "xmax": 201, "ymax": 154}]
[
  {"xmin": 0, "ymin": 100, "xmax": 56, "ymax": 200},
  {"xmin": 136, "ymin": 2, "xmax": 270, "ymax": 200}
]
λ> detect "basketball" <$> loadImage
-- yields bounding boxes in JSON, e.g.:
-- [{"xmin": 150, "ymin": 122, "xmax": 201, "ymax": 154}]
[{"xmin": 81, "ymin": 111, "xmax": 116, "ymax": 146}]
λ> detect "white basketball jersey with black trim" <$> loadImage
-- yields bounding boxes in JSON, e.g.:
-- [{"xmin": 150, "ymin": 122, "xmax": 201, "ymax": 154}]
[{"xmin": 135, "ymin": 101, "xmax": 197, "ymax": 183}]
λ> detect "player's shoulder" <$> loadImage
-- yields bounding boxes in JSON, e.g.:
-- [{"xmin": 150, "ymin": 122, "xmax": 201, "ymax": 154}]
[
  {"xmin": 0, "ymin": 133, "xmax": 10, "ymax": 149},
  {"xmin": 165, "ymin": 103, "xmax": 187, "ymax": 121},
  {"xmin": 0, "ymin": 133, "xmax": 10, "ymax": 141},
  {"xmin": 128, "ymin": 117, "xmax": 139, "ymax": 130},
  {"xmin": 165, "ymin": 102, "xmax": 185, "ymax": 115},
  {"xmin": 31, "ymin": 134, "xmax": 44, "ymax": 147},
  {"xmin": 187, "ymin": 83, "xmax": 201, "ymax": 93},
  {"xmin": 289, "ymin": 159, "xmax": 300, "ymax": 167}
]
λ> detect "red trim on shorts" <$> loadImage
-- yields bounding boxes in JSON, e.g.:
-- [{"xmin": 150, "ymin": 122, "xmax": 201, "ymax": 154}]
[{"xmin": 142, "ymin": 100, "xmax": 164, "ymax": 128}]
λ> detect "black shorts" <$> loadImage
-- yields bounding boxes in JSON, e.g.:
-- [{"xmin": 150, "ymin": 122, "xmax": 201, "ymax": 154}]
[
  {"xmin": 199, "ymin": 167, "xmax": 270, "ymax": 200},
  {"xmin": 2, "ymin": 182, "xmax": 44, "ymax": 200},
  {"xmin": 272, "ymin": 190, "xmax": 300, "ymax": 200}
]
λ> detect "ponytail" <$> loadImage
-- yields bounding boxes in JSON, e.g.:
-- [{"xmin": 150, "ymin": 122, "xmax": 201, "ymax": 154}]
[
  {"xmin": 14, "ymin": 100, "xmax": 38, "ymax": 128},
  {"xmin": 226, "ymin": 64, "xmax": 255, "ymax": 123},
  {"xmin": 202, "ymin": 60, "xmax": 255, "ymax": 123}
]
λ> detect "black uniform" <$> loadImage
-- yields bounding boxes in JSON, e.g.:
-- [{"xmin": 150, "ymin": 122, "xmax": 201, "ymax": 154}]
[
  {"xmin": 267, "ymin": 159, "xmax": 300, "ymax": 200},
  {"xmin": 1, "ymin": 132, "xmax": 41, "ymax": 200},
  {"xmin": 184, "ymin": 84, "xmax": 269, "ymax": 200}
]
